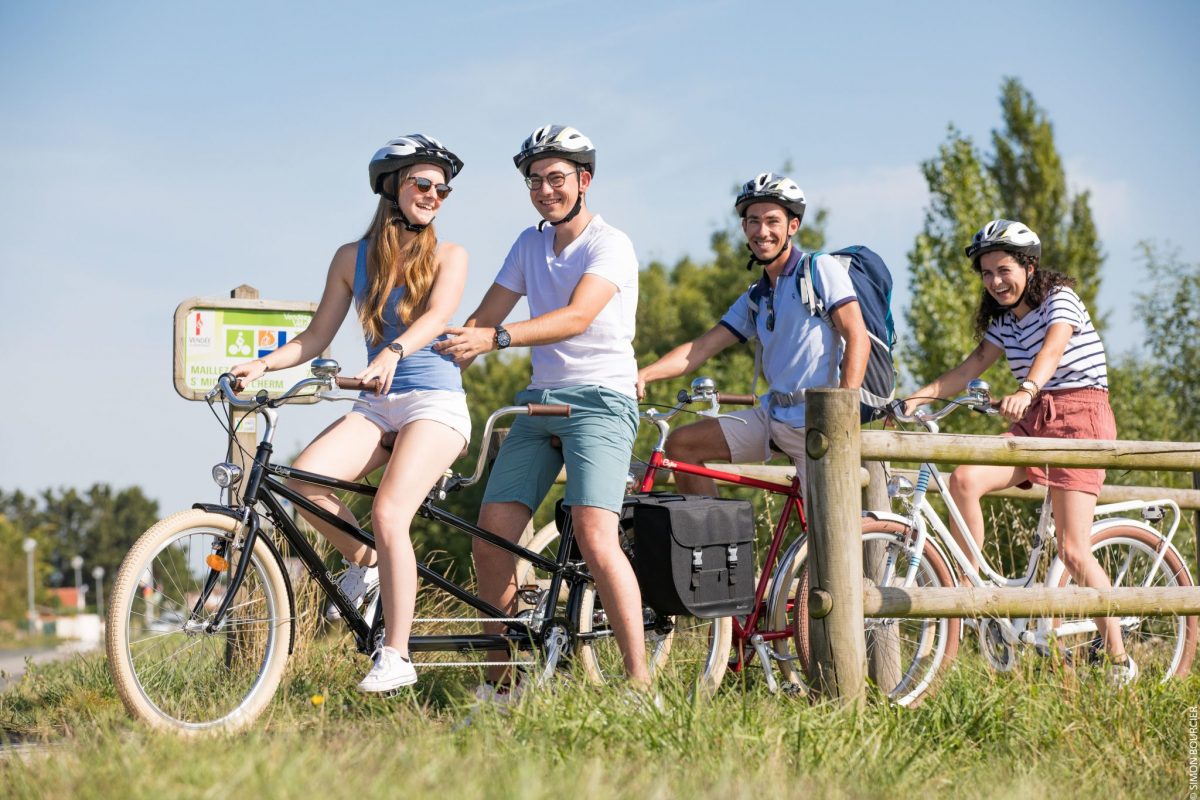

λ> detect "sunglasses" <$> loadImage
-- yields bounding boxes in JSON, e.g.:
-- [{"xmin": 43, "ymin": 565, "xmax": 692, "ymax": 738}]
[
  {"xmin": 524, "ymin": 168, "xmax": 579, "ymax": 191},
  {"xmin": 405, "ymin": 176, "xmax": 453, "ymax": 200}
]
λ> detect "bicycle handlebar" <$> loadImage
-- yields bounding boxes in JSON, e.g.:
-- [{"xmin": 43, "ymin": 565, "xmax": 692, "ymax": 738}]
[
  {"xmin": 207, "ymin": 363, "xmax": 571, "ymax": 491},
  {"xmin": 714, "ymin": 393, "xmax": 756, "ymax": 406},
  {"xmin": 888, "ymin": 388, "xmax": 998, "ymax": 427}
]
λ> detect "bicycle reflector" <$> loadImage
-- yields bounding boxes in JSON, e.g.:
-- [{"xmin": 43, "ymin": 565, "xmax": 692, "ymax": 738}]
[
  {"xmin": 212, "ymin": 462, "xmax": 243, "ymax": 488},
  {"xmin": 206, "ymin": 553, "xmax": 229, "ymax": 572}
]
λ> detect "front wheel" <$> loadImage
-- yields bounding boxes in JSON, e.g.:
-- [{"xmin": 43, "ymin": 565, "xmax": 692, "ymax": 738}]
[
  {"xmin": 768, "ymin": 519, "xmax": 960, "ymax": 706},
  {"xmin": 106, "ymin": 509, "xmax": 293, "ymax": 734},
  {"xmin": 1051, "ymin": 524, "xmax": 1197, "ymax": 681}
]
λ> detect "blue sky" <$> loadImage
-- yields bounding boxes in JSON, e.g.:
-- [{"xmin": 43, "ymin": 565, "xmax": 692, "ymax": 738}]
[{"xmin": 2, "ymin": 1, "xmax": 1197, "ymax": 516}]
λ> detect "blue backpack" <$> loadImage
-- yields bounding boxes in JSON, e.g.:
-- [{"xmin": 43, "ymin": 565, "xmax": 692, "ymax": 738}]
[{"xmin": 748, "ymin": 246, "xmax": 897, "ymax": 423}]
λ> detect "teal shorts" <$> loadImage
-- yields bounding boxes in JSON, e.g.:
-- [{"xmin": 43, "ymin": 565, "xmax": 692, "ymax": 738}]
[{"xmin": 482, "ymin": 385, "xmax": 638, "ymax": 515}]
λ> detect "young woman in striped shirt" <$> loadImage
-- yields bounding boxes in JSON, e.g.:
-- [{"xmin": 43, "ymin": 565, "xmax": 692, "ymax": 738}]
[{"xmin": 903, "ymin": 219, "xmax": 1134, "ymax": 685}]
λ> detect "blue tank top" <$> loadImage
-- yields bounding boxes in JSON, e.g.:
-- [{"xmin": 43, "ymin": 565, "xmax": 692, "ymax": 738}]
[{"xmin": 353, "ymin": 239, "xmax": 464, "ymax": 394}]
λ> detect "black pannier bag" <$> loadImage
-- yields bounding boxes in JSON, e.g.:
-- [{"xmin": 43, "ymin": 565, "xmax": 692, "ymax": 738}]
[{"xmin": 628, "ymin": 493, "xmax": 756, "ymax": 618}]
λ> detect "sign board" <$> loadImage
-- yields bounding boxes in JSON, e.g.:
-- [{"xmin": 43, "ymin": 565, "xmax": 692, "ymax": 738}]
[{"xmin": 173, "ymin": 295, "xmax": 326, "ymax": 401}]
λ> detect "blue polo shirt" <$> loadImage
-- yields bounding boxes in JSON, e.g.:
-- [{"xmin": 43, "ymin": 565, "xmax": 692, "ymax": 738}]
[{"xmin": 719, "ymin": 247, "xmax": 857, "ymax": 427}]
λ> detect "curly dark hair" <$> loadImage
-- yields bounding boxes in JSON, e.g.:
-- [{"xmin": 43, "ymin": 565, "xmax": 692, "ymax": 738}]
[{"xmin": 973, "ymin": 253, "xmax": 1077, "ymax": 339}]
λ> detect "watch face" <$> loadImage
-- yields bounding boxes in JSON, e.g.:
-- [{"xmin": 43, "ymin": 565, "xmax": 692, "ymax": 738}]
[{"xmin": 495, "ymin": 328, "xmax": 511, "ymax": 349}]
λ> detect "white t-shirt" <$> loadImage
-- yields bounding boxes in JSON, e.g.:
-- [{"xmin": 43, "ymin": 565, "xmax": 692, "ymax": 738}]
[
  {"xmin": 720, "ymin": 249, "xmax": 858, "ymax": 427},
  {"xmin": 495, "ymin": 215, "xmax": 639, "ymax": 397},
  {"xmin": 983, "ymin": 286, "xmax": 1108, "ymax": 390}
]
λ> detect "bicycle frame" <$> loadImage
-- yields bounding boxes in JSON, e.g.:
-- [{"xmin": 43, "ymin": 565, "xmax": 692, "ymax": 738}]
[
  {"xmin": 637, "ymin": 432, "xmax": 807, "ymax": 669},
  {"xmin": 198, "ymin": 434, "xmax": 594, "ymax": 663}
]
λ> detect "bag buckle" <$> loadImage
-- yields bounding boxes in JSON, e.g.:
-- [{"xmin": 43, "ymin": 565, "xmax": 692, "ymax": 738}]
[{"xmin": 692, "ymin": 547, "xmax": 704, "ymax": 570}]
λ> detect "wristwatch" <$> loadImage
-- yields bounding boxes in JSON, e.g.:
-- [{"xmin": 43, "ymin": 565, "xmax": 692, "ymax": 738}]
[
  {"xmin": 493, "ymin": 325, "xmax": 511, "ymax": 350},
  {"xmin": 1018, "ymin": 379, "xmax": 1039, "ymax": 398},
  {"xmin": 387, "ymin": 341, "xmax": 405, "ymax": 359}
]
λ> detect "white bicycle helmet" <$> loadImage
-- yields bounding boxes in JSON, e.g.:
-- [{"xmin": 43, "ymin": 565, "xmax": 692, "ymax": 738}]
[
  {"xmin": 965, "ymin": 219, "xmax": 1042, "ymax": 261},
  {"xmin": 734, "ymin": 173, "xmax": 807, "ymax": 223},
  {"xmin": 513, "ymin": 125, "xmax": 596, "ymax": 176},
  {"xmin": 369, "ymin": 134, "xmax": 463, "ymax": 195}
]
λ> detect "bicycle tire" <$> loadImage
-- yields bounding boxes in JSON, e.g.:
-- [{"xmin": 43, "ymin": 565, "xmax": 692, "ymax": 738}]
[
  {"xmin": 769, "ymin": 519, "xmax": 960, "ymax": 706},
  {"xmin": 1052, "ymin": 524, "xmax": 1196, "ymax": 680},
  {"xmin": 106, "ymin": 509, "xmax": 293, "ymax": 734}
]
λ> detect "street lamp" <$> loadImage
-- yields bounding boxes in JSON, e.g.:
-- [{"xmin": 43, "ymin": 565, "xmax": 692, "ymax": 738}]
[
  {"xmin": 22, "ymin": 538, "xmax": 37, "ymax": 629},
  {"xmin": 71, "ymin": 555, "xmax": 85, "ymax": 612},
  {"xmin": 92, "ymin": 565, "xmax": 106, "ymax": 620}
]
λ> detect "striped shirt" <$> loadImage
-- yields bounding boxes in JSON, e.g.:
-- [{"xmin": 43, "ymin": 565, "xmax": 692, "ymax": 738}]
[{"xmin": 983, "ymin": 287, "xmax": 1108, "ymax": 391}]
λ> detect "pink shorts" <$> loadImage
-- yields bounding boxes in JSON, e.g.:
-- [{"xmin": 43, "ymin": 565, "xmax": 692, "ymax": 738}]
[{"xmin": 1006, "ymin": 386, "xmax": 1116, "ymax": 496}]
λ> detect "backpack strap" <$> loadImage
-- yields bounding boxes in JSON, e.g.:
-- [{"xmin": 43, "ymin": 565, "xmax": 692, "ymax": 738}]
[{"xmin": 797, "ymin": 250, "xmax": 826, "ymax": 318}]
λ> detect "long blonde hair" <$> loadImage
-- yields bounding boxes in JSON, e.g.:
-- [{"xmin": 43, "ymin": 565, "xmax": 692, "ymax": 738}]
[{"xmin": 358, "ymin": 167, "xmax": 440, "ymax": 345}]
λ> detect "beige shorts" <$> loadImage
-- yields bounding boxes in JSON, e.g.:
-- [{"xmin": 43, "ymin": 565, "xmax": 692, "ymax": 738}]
[
  {"xmin": 717, "ymin": 406, "xmax": 808, "ymax": 486},
  {"xmin": 352, "ymin": 389, "xmax": 471, "ymax": 444}
]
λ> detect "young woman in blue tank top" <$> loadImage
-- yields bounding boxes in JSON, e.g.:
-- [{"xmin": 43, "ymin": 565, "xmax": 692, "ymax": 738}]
[{"xmin": 231, "ymin": 135, "xmax": 470, "ymax": 692}]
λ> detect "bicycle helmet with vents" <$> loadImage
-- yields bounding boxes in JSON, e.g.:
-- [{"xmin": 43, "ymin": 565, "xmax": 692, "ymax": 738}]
[
  {"xmin": 369, "ymin": 134, "xmax": 463, "ymax": 195},
  {"xmin": 513, "ymin": 125, "xmax": 596, "ymax": 176},
  {"xmin": 965, "ymin": 219, "xmax": 1042, "ymax": 262},
  {"xmin": 734, "ymin": 173, "xmax": 807, "ymax": 223}
]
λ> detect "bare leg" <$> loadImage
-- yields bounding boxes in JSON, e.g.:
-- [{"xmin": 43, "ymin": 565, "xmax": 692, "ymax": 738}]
[
  {"xmin": 474, "ymin": 500, "xmax": 533, "ymax": 683},
  {"xmin": 664, "ymin": 418, "xmax": 733, "ymax": 496},
  {"xmin": 946, "ymin": 463, "xmax": 1027, "ymax": 570},
  {"xmin": 372, "ymin": 420, "xmax": 467, "ymax": 657},
  {"xmin": 572, "ymin": 504, "xmax": 650, "ymax": 687},
  {"xmin": 1052, "ymin": 488, "xmax": 1125, "ymax": 660},
  {"xmin": 289, "ymin": 413, "xmax": 391, "ymax": 564}
]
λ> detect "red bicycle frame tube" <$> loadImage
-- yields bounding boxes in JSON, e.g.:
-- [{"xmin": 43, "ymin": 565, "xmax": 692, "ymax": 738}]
[{"xmin": 638, "ymin": 448, "xmax": 807, "ymax": 668}]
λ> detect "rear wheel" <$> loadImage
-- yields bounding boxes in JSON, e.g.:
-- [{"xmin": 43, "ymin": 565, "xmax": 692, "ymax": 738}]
[
  {"xmin": 572, "ymin": 582, "xmax": 731, "ymax": 695},
  {"xmin": 1053, "ymin": 524, "xmax": 1196, "ymax": 680},
  {"xmin": 106, "ymin": 509, "xmax": 293, "ymax": 734}
]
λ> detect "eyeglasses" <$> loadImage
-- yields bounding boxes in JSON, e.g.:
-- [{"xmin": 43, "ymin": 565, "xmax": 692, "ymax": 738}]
[
  {"xmin": 405, "ymin": 176, "xmax": 453, "ymax": 200},
  {"xmin": 524, "ymin": 168, "xmax": 579, "ymax": 191}
]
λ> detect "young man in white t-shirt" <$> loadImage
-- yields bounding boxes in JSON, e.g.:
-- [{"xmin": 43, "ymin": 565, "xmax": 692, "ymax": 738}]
[
  {"xmin": 637, "ymin": 173, "xmax": 870, "ymax": 493},
  {"xmin": 439, "ymin": 125, "xmax": 647, "ymax": 695}
]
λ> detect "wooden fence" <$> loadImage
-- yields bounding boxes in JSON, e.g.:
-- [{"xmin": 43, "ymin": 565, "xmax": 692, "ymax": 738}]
[{"xmin": 804, "ymin": 388, "xmax": 1200, "ymax": 704}]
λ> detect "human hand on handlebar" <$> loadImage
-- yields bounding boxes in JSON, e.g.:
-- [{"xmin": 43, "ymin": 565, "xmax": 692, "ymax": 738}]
[
  {"xmin": 996, "ymin": 390, "xmax": 1033, "ymax": 422},
  {"xmin": 230, "ymin": 359, "xmax": 267, "ymax": 392},
  {"xmin": 353, "ymin": 350, "xmax": 396, "ymax": 395}
]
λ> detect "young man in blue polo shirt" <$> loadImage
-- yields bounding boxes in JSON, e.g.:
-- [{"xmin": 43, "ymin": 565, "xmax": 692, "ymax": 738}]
[{"xmin": 637, "ymin": 173, "xmax": 869, "ymax": 493}]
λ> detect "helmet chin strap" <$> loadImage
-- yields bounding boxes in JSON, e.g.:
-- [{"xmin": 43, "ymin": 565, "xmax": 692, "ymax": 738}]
[
  {"xmin": 743, "ymin": 240, "xmax": 790, "ymax": 271},
  {"xmin": 996, "ymin": 264, "xmax": 1033, "ymax": 310},
  {"xmin": 387, "ymin": 198, "xmax": 430, "ymax": 233}
]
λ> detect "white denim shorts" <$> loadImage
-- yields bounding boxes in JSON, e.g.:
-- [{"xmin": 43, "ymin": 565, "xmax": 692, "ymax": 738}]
[
  {"xmin": 717, "ymin": 405, "xmax": 809, "ymax": 486},
  {"xmin": 352, "ymin": 389, "xmax": 471, "ymax": 444}
]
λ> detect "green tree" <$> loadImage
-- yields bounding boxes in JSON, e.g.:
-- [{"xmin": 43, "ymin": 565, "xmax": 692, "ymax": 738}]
[
  {"xmin": 0, "ymin": 485, "xmax": 159, "ymax": 607},
  {"xmin": 1134, "ymin": 243, "xmax": 1200, "ymax": 442},
  {"xmin": 904, "ymin": 78, "xmax": 1105, "ymax": 431}
]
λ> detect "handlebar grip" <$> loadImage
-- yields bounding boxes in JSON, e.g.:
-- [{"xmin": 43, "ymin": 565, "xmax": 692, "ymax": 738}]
[
  {"xmin": 335, "ymin": 377, "xmax": 383, "ymax": 392},
  {"xmin": 715, "ymin": 393, "xmax": 756, "ymax": 406},
  {"xmin": 526, "ymin": 403, "xmax": 571, "ymax": 417}
]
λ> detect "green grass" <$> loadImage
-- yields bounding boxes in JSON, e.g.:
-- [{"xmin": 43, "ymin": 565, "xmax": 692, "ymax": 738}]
[{"xmin": 1, "ymin": 629, "xmax": 1196, "ymax": 799}]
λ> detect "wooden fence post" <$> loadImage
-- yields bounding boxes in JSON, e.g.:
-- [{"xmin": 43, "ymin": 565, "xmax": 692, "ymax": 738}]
[
  {"xmin": 228, "ymin": 285, "xmax": 259, "ymax": 505},
  {"xmin": 862, "ymin": 459, "xmax": 901, "ymax": 692},
  {"xmin": 805, "ymin": 389, "xmax": 866, "ymax": 703}
]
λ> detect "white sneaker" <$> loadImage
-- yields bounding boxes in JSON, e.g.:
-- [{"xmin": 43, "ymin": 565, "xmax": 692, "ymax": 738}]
[
  {"xmin": 357, "ymin": 646, "xmax": 416, "ymax": 693},
  {"xmin": 1110, "ymin": 654, "xmax": 1139, "ymax": 688},
  {"xmin": 325, "ymin": 561, "xmax": 380, "ymax": 622}
]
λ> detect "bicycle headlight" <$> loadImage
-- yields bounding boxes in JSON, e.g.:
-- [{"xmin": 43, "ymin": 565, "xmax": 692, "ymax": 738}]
[{"xmin": 212, "ymin": 462, "xmax": 243, "ymax": 488}]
